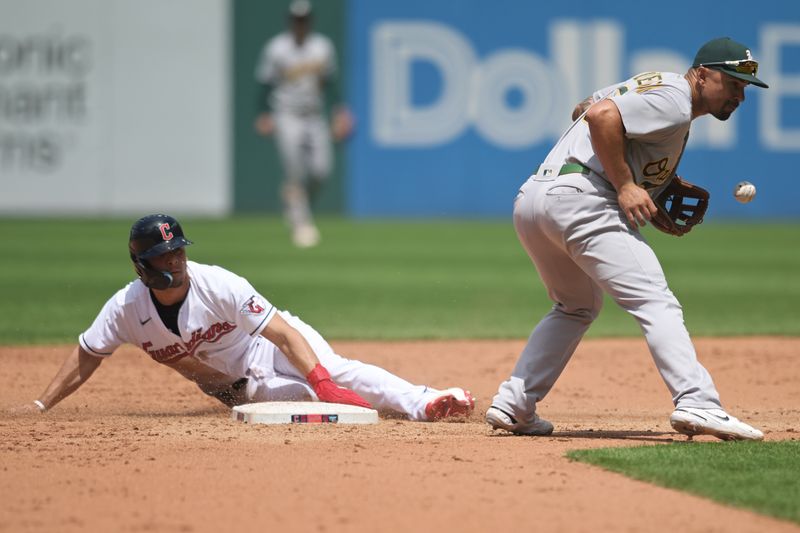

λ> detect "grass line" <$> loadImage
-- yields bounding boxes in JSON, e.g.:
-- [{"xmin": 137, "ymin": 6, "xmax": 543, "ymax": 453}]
[
  {"xmin": 1, "ymin": 217, "xmax": 798, "ymax": 343},
  {"xmin": 568, "ymin": 441, "xmax": 800, "ymax": 525}
]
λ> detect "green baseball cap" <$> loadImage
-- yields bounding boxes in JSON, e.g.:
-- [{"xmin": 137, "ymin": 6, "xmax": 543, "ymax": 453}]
[{"xmin": 692, "ymin": 37, "xmax": 768, "ymax": 88}]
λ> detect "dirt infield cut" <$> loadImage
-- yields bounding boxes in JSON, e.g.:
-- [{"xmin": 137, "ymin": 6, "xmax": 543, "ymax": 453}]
[{"xmin": 1, "ymin": 338, "xmax": 798, "ymax": 533}]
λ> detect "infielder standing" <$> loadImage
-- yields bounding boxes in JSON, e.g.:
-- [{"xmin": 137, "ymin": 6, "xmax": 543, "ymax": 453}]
[
  {"xmin": 254, "ymin": 0, "xmax": 353, "ymax": 248},
  {"xmin": 29, "ymin": 214, "xmax": 474, "ymax": 421},
  {"xmin": 487, "ymin": 37, "xmax": 767, "ymax": 441}
]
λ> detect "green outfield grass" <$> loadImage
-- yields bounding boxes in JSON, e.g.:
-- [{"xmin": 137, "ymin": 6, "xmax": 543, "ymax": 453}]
[
  {"xmin": 0, "ymin": 217, "xmax": 798, "ymax": 343},
  {"xmin": 568, "ymin": 441, "xmax": 800, "ymax": 525}
]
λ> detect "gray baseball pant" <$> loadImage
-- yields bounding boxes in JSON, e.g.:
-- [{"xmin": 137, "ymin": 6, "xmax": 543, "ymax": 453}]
[{"xmin": 492, "ymin": 169, "xmax": 722, "ymax": 427}]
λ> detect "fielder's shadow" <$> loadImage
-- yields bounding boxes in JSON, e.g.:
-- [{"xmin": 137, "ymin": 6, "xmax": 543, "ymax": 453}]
[
  {"xmin": 553, "ymin": 430, "xmax": 677, "ymax": 442},
  {"xmin": 490, "ymin": 429, "xmax": 677, "ymax": 443}
]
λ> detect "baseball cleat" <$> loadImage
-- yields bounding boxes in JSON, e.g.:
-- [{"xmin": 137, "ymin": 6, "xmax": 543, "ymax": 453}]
[
  {"xmin": 424, "ymin": 388, "xmax": 475, "ymax": 421},
  {"xmin": 292, "ymin": 224, "xmax": 320, "ymax": 248},
  {"xmin": 486, "ymin": 406, "xmax": 554, "ymax": 436},
  {"xmin": 670, "ymin": 407, "xmax": 764, "ymax": 441}
]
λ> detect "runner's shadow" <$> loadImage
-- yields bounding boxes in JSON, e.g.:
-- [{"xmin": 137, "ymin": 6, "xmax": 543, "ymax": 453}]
[{"xmin": 122, "ymin": 407, "xmax": 227, "ymax": 417}]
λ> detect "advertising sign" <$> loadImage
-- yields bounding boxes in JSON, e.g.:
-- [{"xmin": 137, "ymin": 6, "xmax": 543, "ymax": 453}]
[{"xmin": 347, "ymin": 0, "xmax": 800, "ymax": 218}]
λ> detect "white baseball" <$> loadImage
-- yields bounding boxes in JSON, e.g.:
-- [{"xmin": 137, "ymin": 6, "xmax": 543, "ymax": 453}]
[{"xmin": 734, "ymin": 181, "xmax": 756, "ymax": 203}]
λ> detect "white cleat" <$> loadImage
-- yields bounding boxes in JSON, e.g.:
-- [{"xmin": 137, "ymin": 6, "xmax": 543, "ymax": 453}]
[
  {"xmin": 292, "ymin": 224, "xmax": 320, "ymax": 248},
  {"xmin": 670, "ymin": 407, "xmax": 764, "ymax": 441},
  {"xmin": 486, "ymin": 406, "xmax": 554, "ymax": 436}
]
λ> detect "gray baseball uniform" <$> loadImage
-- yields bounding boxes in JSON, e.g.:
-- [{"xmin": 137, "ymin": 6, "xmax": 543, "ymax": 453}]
[
  {"xmin": 255, "ymin": 30, "xmax": 336, "ymax": 240},
  {"xmin": 491, "ymin": 71, "xmax": 722, "ymax": 427}
]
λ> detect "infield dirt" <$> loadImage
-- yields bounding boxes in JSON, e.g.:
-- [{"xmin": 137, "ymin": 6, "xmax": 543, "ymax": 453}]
[{"xmin": 1, "ymin": 337, "xmax": 798, "ymax": 533}]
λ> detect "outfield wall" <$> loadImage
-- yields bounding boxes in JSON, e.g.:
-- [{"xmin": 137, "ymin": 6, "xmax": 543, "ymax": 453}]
[{"xmin": 0, "ymin": 0, "xmax": 229, "ymax": 216}]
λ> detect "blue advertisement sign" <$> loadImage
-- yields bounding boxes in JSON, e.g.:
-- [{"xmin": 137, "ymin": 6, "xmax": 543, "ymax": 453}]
[{"xmin": 346, "ymin": 0, "xmax": 800, "ymax": 218}]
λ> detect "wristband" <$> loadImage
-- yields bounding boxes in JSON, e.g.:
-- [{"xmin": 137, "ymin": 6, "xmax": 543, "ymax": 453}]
[{"xmin": 33, "ymin": 400, "xmax": 46, "ymax": 412}]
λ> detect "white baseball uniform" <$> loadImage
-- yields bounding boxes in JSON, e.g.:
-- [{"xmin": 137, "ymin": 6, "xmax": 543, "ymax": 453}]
[
  {"xmin": 491, "ymin": 71, "xmax": 723, "ymax": 427},
  {"xmin": 255, "ymin": 31, "xmax": 336, "ymax": 233},
  {"xmin": 80, "ymin": 261, "xmax": 436, "ymax": 420}
]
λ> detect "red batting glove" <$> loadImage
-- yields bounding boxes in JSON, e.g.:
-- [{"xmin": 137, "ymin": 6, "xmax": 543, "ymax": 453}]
[{"xmin": 306, "ymin": 364, "xmax": 372, "ymax": 409}]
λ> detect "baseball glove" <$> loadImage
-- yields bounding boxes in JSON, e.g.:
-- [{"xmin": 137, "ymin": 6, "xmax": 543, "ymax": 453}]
[{"xmin": 650, "ymin": 176, "xmax": 710, "ymax": 237}]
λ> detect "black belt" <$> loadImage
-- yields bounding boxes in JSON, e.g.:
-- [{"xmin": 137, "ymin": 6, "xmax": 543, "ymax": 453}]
[{"xmin": 535, "ymin": 163, "xmax": 591, "ymax": 177}]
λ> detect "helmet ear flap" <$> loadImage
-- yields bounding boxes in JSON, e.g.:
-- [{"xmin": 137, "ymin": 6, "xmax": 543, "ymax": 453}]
[
  {"xmin": 131, "ymin": 255, "xmax": 173, "ymax": 290},
  {"xmin": 128, "ymin": 214, "xmax": 188, "ymax": 290}
]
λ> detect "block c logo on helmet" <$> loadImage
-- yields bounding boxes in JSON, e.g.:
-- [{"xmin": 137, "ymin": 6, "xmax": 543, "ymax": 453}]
[{"xmin": 159, "ymin": 223, "xmax": 173, "ymax": 241}]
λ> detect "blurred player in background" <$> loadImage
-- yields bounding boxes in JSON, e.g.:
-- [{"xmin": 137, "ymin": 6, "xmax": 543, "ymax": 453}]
[{"xmin": 254, "ymin": 0, "xmax": 353, "ymax": 248}]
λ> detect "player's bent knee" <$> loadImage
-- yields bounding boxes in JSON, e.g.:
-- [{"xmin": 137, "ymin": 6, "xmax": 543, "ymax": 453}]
[{"xmin": 552, "ymin": 304, "xmax": 601, "ymax": 324}]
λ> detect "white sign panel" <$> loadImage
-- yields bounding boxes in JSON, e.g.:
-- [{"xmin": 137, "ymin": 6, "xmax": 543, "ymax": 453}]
[{"xmin": 0, "ymin": 0, "xmax": 229, "ymax": 215}]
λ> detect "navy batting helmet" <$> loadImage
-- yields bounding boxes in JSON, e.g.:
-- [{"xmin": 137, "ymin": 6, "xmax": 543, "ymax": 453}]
[{"xmin": 129, "ymin": 214, "xmax": 193, "ymax": 289}]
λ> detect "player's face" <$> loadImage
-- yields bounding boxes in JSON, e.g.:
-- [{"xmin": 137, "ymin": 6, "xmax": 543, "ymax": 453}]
[
  {"xmin": 149, "ymin": 247, "xmax": 188, "ymax": 288},
  {"xmin": 290, "ymin": 16, "xmax": 311, "ymax": 41},
  {"xmin": 701, "ymin": 68, "xmax": 748, "ymax": 121}
]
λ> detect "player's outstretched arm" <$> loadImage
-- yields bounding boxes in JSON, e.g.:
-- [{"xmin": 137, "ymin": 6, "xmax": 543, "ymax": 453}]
[
  {"xmin": 33, "ymin": 345, "xmax": 103, "ymax": 412},
  {"xmin": 260, "ymin": 314, "xmax": 318, "ymax": 376},
  {"xmin": 331, "ymin": 105, "xmax": 354, "ymax": 142},
  {"xmin": 260, "ymin": 315, "xmax": 371, "ymax": 408},
  {"xmin": 585, "ymin": 100, "xmax": 657, "ymax": 229},
  {"xmin": 571, "ymin": 96, "xmax": 594, "ymax": 121},
  {"xmin": 254, "ymin": 112, "xmax": 274, "ymax": 137},
  {"xmin": 253, "ymin": 82, "xmax": 274, "ymax": 136}
]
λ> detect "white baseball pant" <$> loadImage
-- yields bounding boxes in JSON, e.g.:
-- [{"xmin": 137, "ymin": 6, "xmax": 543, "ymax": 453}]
[
  {"xmin": 274, "ymin": 111, "xmax": 332, "ymax": 230},
  {"xmin": 246, "ymin": 313, "xmax": 434, "ymax": 420}
]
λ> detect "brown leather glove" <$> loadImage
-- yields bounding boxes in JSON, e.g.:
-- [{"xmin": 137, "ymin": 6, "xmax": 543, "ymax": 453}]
[{"xmin": 650, "ymin": 176, "xmax": 710, "ymax": 237}]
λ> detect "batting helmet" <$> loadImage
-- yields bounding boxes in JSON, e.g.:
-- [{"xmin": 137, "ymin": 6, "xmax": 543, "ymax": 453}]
[
  {"xmin": 289, "ymin": 0, "xmax": 312, "ymax": 18},
  {"xmin": 129, "ymin": 214, "xmax": 193, "ymax": 289}
]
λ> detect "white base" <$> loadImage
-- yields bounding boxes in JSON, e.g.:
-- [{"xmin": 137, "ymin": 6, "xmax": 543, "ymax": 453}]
[{"xmin": 231, "ymin": 401, "xmax": 379, "ymax": 425}]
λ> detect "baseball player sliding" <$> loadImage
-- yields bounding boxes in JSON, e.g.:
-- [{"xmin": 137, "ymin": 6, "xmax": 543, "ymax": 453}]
[
  {"xmin": 254, "ymin": 0, "xmax": 353, "ymax": 248},
  {"xmin": 29, "ymin": 214, "xmax": 474, "ymax": 421},
  {"xmin": 487, "ymin": 37, "xmax": 768, "ymax": 441}
]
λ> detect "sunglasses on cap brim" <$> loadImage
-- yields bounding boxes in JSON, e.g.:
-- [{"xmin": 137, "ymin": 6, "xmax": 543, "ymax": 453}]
[{"xmin": 702, "ymin": 59, "xmax": 759, "ymax": 76}]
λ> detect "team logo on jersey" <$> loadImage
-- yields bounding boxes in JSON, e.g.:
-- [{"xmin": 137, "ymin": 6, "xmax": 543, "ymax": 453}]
[
  {"xmin": 241, "ymin": 295, "xmax": 266, "ymax": 315},
  {"xmin": 141, "ymin": 321, "xmax": 237, "ymax": 364},
  {"xmin": 641, "ymin": 157, "xmax": 672, "ymax": 186},
  {"xmin": 159, "ymin": 223, "xmax": 173, "ymax": 241}
]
